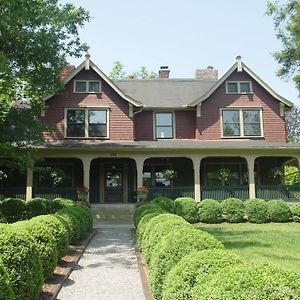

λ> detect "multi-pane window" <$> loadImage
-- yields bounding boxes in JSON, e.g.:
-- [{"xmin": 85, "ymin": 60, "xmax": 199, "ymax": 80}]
[
  {"xmin": 74, "ymin": 80, "xmax": 101, "ymax": 93},
  {"xmin": 66, "ymin": 109, "xmax": 108, "ymax": 138},
  {"xmin": 226, "ymin": 81, "xmax": 252, "ymax": 94},
  {"xmin": 155, "ymin": 112, "xmax": 173, "ymax": 139},
  {"xmin": 222, "ymin": 109, "xmax": 262, "ymax": 137}
]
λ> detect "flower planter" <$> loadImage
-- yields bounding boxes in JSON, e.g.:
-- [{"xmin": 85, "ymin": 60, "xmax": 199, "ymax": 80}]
[{"xmin": 137, "ymin": 193, "xmax": 148, "ymax": 202}]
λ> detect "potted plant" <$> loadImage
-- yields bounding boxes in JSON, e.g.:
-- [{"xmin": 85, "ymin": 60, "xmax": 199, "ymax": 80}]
[
  {"xmin": 136, "ymin": 185, "xmax": 148, "ymax": 202},
  {"xmin": 217, "ymin": 168, "xmax": 233, "ymax": 186},
  {"xmin": 77, "ymin": 185, "xmax": 89, "ymax": 201}
]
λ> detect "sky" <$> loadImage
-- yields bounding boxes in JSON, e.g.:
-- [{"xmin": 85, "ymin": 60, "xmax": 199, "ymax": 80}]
[{"xmin": 61, "ymin": 0, "xmax": 300, "ymax": 106}]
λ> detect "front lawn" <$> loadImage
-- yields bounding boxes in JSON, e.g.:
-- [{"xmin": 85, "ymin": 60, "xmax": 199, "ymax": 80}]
[{"xmin": 196, "ymin": 222, "xmax": 300, "ymax": 275}]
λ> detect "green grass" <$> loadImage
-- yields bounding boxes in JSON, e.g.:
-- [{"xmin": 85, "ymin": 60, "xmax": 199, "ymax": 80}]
[{"xmin": 196, "ymin": 222, "xmax": 300, "ymax": 275}]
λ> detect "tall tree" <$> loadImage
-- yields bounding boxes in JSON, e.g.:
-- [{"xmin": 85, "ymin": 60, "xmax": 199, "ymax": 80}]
[
  {"xmin": 267, "ymin": 1, "xmax": 300, "ymax": 91},
  {"xmin": 0, "ymin": 0, "xmax": 90, "ymax": 169},
  {"xmin": 285, "ymin": 105, "xmax": 300, "ymax": 142},
  {"xmin": 109, "ymin": 61, "xmax": 157, "ymax": 80}
]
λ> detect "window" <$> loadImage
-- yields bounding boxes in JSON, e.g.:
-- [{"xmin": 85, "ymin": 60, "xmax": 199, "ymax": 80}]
[
  {"xmin": 222, "ymin": 108, "xmax": 262, "ymax": 137},
  {"xmin": 66, "ymin": 109, "xmax": 108, "ymax": 138},
  {"xmin": 226, "ymin": 81, "xmax": 252, "ymax": 94},
  {"xmin": 155, "ymin": 112, "xmax": 173, "ymax": 139},
  {"xmin": 74, "ymin": 80, "xmax": 101, "ymax": 93}
]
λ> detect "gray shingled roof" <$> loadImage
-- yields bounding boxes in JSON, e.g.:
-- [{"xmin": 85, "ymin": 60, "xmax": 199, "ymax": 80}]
[{"xmin": 115, "ymin": 79, "xmax": 216, "ymax": 108}]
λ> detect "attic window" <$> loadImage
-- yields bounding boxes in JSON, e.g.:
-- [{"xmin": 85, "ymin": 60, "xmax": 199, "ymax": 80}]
[
  {"xmin": 74, "ymin": 80, "xmax": 101, "ymax": 93},
  {"xmin": 226, "ymin": 81, "xmax": 252, "ymax": 94}
]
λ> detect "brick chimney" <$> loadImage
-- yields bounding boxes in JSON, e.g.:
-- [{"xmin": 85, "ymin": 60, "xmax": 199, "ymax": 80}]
[
  {"xmin": 159, "ymin": 66, "xmax": 170, "ymax": 78},
  {"xmin": 195, "ymin": 66, "xmax": 218, "ymax": 80}
]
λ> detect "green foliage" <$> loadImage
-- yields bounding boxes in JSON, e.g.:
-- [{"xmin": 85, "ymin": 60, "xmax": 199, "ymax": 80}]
[
  {"xmin": 221, "ymin": 198, "xmax": 245, "ymax": 223},
  {"xmin": 25, "ymin": 197, "xmax": 49, "ymax": 218},
  {"xmin": 174, "ymin": 197, "xmax": 199, "ymax": 223},
  {"xmin": 149, "ymin": 226, "xmax": 223, "ymax": 300},
  {"xmin": 162, "ymin": 249, "xmax": 242, "ymax": 300},
  {"xmin": 198, "ymin": 199, "xmax": 222, "ymax": 224},
  {"xmin": 0, "ymin": 198, "xmax": 26, "ymax": 223},
  {"xmin": 150, "ymin": 197, "xmax": 175, "ymax": 213},
  {"xmin": 53, "ymin": 198, "xmax": 76, "ymax": 208},
  {"xmin": 133, "ymin": 203, "xmax": 165, "ymax": 228},
  {"xmin": 192, "ymin": 263, "xmax": 300, "ymax": 299},
  {"xmin": 267, "ymin": 199, "xmax": 292, "ymax": 222},
  {"xmin": 14, "ymin": 220, "xmax": 58, "ymax": 279},
  {"xmin": 56, "ymin": 209, "xmax": 80, "ymax": 243},
  {"xmin": 245, "ymin": 198, "xmax": 269, "ymax": 223},
  {"xmin": 291, "ymin": 203, "xmax": 300, "ymax": 222},
  {"xmin": 0, "ymin": 224, "xmax": 43, "ymax": 300},
  {"xmin": 31, "ymin": 215, "xmax": 69, "ymax": 258},
  {"xmin": 0, "ymin": 260, "xmax": 15, "ymax": 300},
  {"xmin": 284, "ymin": 165, "xmax": 300, "ymax": 184}
]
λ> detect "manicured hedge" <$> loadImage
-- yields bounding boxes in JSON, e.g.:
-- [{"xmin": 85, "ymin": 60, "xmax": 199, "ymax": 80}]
[
  {"xmin": 174, "ymin": 197, "xmax": 199, "ymax": 223},
  {"xmin": 191, "ymin": 263, "xmax": 300, "ymax": 299},
  {"xmin": 221, "ymin": 198, "xmax": 245, "ymax": 223},
  {"xmin": 52, "ymin": 198, "xmax": 76, "ymax": 208},
  {"xmin": 25, "ymin": 198, "xmax": 49, "ymax": 218},
  {"xmin": 133, "ymin": 203, "xmax": 165, "ymax": 228},
  {"xmin": 150, "ymin": 197, "xmax": 175, "ymax": 213},
  {"xmin": 198, "ymin": 199, "xmax": 222, "ymax": 224},
  {"xmin": 162, "ymin": 249, "xmax": 243, "ymax": 300},
  {"xmin": 0, "ymin": 224, "xmax": 44, "ymax": 300},
  {"xmin": 267, "ymin": 199, "xmax": 291, "ymax": 222},
  {"xmin": 0, "ymin": 198, "xmax": 26, "ymax": 223},
  {"xmin": 244, "ymin": 198, "xmax": 268, "ymax": 223},
  {"xmin": 0, "ymin": 260, "xmax": 14, "ymax": 300},
  {"xmin": 291, "ymin": 203, "xmax": 300, "ymax": 222},
  {"xmin": 149, "ymin": 226, "xmax": 223, "ymax": 300}
]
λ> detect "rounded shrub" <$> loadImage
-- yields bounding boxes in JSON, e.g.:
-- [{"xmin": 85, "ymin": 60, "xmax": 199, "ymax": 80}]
[
  {"xmin": 25, "ymin": 197, "xmax": 49, "ymax": 218},
  {"xmin": 191, "ymin": 263, "xmax": 300, "ymax": 300},
  {"xmin": 46, "ymin": 200, "xmax": 65, "ymax": 214},
  {"xmin": 0, "ymin": 198, "xmax": 26, "ymax": 223},
  {"xmin": 291, "ymin": 203, "xmax": 300, "ymax": 222},
  {"xmin": 149, "ymin": 226, "xmax": 223, "ymax": 300},
  {"xmin": 31, "ymin": 215, "xmax": 69, "ymax": 258},
  {"xmin": 198, "ymin": 199, "xmax": 222, "ymax": 223},
  {"xmin": 162, "ymin": 249, "xmax": 243, "ymax": 300},
  {"xmin": 267, "ymin": 199, "xmax": 291, "ymax": 222},
  {"xmin": 221, "ymin": 198, "xmax": 245, "ymax": 223},
  {"xmin": 0, "ymin": 260, "xmax": 14, "ymax": 300},
  {"xmin": 52, "ymin": 198, "xmax": 76, "ymax": 208},
  {"xmin": 14, "ymin": 219, "xmax": 58, "ymax": 279},
  {"xmin": 0, "ymin": 224, "xmax": 44, "ymax": 300},
  {"xmin": 150, "ymin": 197, "xmax": 175, "ymax": 213},
  {"xmin": 244, "ymin": 198, "xmax": 268, "ymax": 223},
  {"xmin": 133, "ymin": 203, "xmax": 165, "ymax": 228},
  {"xmin": 76, "ymin": 205, "xmax": 93, "ymax": 232},
  {"xmin": 174, "ymin": 197, "xmax": 199, "ymax": 223}
]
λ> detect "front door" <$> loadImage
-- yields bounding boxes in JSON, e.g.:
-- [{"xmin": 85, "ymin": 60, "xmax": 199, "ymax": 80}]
[{"xmin": 105, "ymin": 171, "xmax": 123, "ymax": 203}]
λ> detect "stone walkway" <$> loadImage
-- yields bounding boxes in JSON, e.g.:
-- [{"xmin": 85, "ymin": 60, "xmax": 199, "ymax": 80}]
[{"xmin": 56, "ymin": 224, "xmax": 145, "ymax": 300}]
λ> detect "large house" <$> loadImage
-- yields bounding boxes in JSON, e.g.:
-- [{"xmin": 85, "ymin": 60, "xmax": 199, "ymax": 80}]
[{"xmin": 2, "ymin": 55, "xmax": 300, "ymax": 203}]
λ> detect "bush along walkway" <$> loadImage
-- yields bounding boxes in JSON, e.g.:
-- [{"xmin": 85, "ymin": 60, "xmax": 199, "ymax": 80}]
[{"xmin": 57, "ymin": 226, "xmax": 145, "ymax": 300}]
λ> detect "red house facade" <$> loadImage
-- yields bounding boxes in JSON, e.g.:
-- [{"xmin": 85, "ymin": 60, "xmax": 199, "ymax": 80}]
[{"xmin": 2, "ymin": 55, "xmax": 300, "ymax": 203}]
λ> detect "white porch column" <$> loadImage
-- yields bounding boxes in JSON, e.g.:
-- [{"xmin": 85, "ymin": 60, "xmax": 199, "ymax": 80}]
[
  {"xmin": 26, "ymin": 167, "xmax": 33, "ymax": 201},
  {"xmin": 246, "ymin": 155, "xmax": 256, "ymax": 199},
  {"xmin": 135, "ymin": 156, "xmax": 146, "ymax": 188},
  {"xmin": 81, "ymin": 157, "xmax": 92, "ymax": 202},
  {"xmin": 190, "ymin": 156, "xmax": 202, "ymax": 202}
]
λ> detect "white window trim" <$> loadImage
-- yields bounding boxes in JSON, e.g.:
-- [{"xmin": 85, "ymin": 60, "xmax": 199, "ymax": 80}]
[
  {"xmin": 73, "ymin": 80, "xmax": 102, "ymax": 93},
  {"xmin": 64, "ymin": 107, "xmax": 109, "ymax": 138},
  {"xmin": 225, "ymin": 81, "xmax": 253, "ymax": 94},
  {"xmin": 220, "ymin": 108, "xmax": 264, "ymax": 138},
  {"xmin": 153, "ymin": 111, "xmax": 175, "ymax": 140}
]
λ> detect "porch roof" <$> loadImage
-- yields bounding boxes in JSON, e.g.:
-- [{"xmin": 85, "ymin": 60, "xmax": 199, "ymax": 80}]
[{"xmin": 40, "ymin": 140, "xmax": 300, "ymax": 151}]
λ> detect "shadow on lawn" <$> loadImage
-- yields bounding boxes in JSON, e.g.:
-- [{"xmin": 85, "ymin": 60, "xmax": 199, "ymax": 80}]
[{"xmin": 222, "ymin": 240, "xmax": 270, "ymax": 249}]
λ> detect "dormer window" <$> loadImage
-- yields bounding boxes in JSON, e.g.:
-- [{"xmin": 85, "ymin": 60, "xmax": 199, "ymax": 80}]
[
  {"xmin": 226, "ymin": 81, "xmax": 252, "ymax": 94},
  {"xmin": 74, "ymin": 80, "xmax": 101, "ymax": 93}
]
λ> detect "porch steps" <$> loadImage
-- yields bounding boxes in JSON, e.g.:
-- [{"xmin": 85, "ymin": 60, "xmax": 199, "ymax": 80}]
[{"xmin": 90, "ymin": 204, "xmax": 136, "ymax": 225}]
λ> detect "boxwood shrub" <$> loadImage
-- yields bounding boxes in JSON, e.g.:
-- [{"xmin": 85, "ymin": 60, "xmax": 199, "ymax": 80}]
[
  {"xmin": 133, "ymin": 203, "xmax": 165, "ymax": 228},
  {"xmin": 25, "ymin": 198, "xmax": 49, "ymax": 218},
  {"xmin": 221, "ymin": 198, "xmax": 245, "ymax": 223},
  {"xmin": 0, "ymin": 224, "xmax": 44, "ymax": 300},
  {"xmin": 31, "ymin": 215, "xmax": 69, "ymax": 258},
  {"xmin": 0, "ymin": 260, "xmax": 14, "ymax": 300},
  {"xmin": 0, "ymin": 198, "xmax": 26, "ymax": 223},
  {"xmin": 162, "ymin": 249, "xmax": 243, "ymax": 300},
  {"xmin": 14, "ymin": 219, "xmax": 58, "ymax": 279},
  {"xmin": 174, "ymin": 197, "xmax": 199, "ymax": 223},
  {"xmin": 150, "ymin": 197, "xmax": 175, "ymax": 213},
  {"xmin": 149, "ymin": 226, "xmax": 223, "ymax": 300},
  {"xmin": 52, "ymin": 198, "xmax": 76, "ymax": 208},
  {"xmin": 267, "ymin": 199, "xmax": 291, "ymax": 222},
  {"xmin": 244, "ymin": 198, "xmax": 268, "ymax": 223},
  {"xmin": 198, "ymin": 199, "xmax": 222, "ymax": 223},
  {"xmin": 191, "ymin": 263, "xmax": 300, "ymax": 299},
  {"xmin": 291, "ymin": 203, "xmax": 300, "ymax": 222}
]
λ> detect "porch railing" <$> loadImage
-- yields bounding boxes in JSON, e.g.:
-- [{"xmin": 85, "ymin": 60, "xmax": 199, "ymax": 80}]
[
  {"xmin": 33, "ymin": 187, "xmax": 78, "ymax": 201},
  {"xmin": 147, "ymin": 186, "xmax": 194, "ymax": 200},
  {"xmin": 256, "ymin": 185, "xmax": 300, "ymax": 201},
  {"xmin": 201, "ymin": 186, "xmax": 249, "ymax": 200},
  {"xmin": 0, "ymin": 187, "xmax": 26, "ymax": 200}
]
